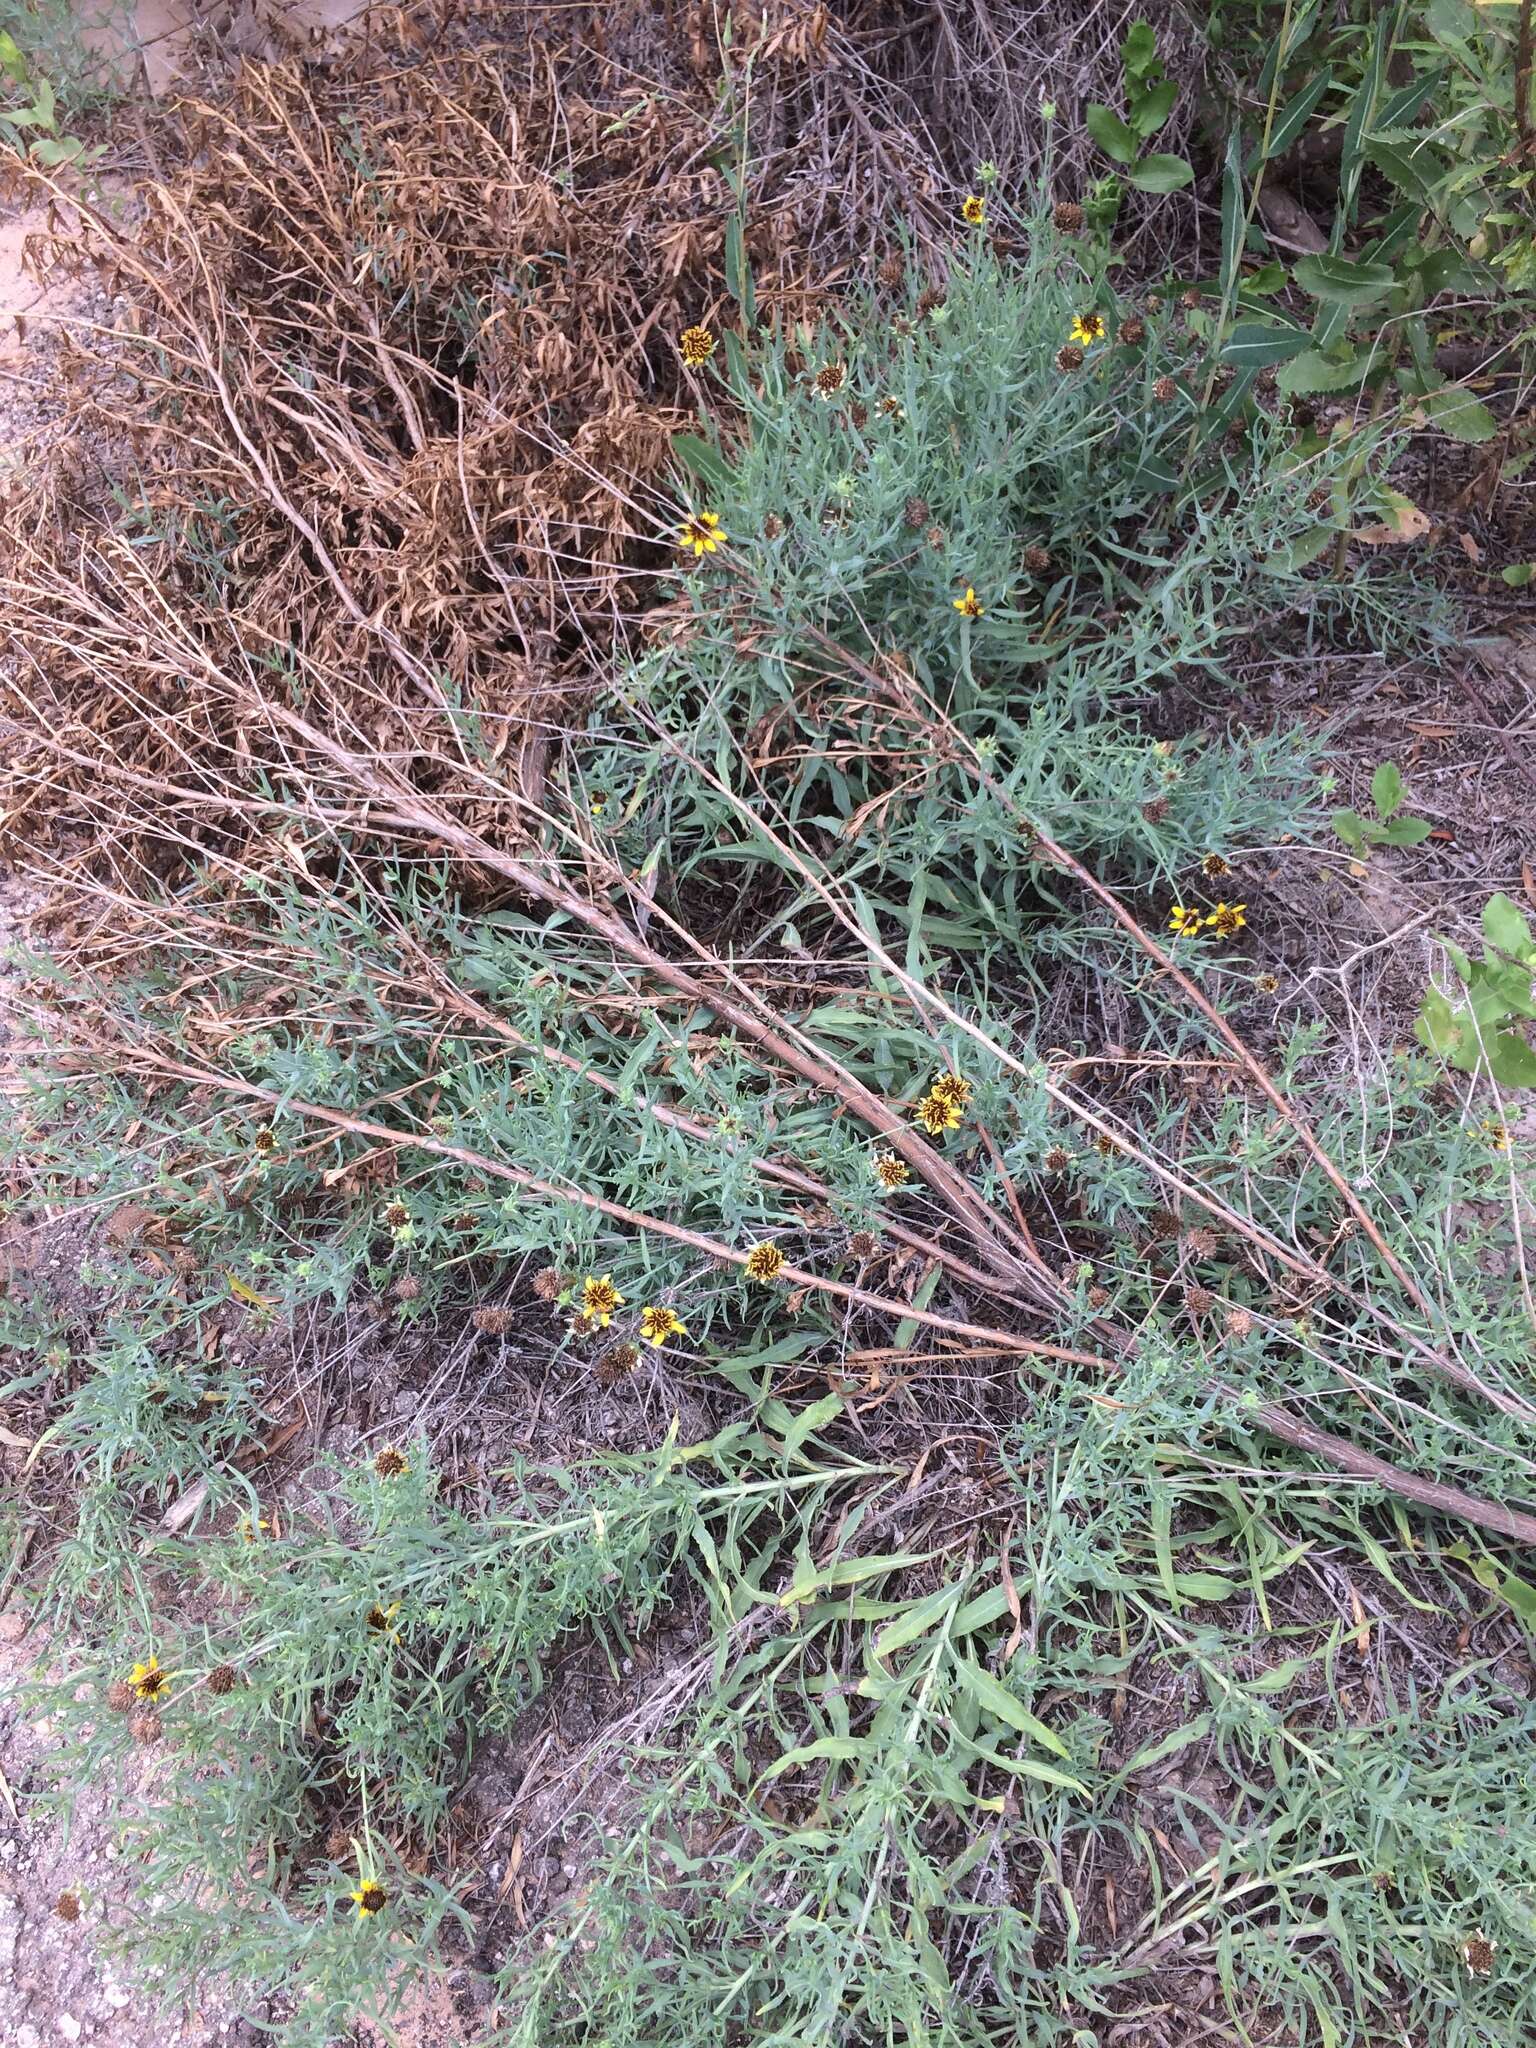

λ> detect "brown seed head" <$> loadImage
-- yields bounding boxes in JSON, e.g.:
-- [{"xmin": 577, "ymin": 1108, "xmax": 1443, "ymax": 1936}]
[
  {"xmin": 383, "ymin": 1202, "xmax": 409, "ymax": 1229},
  {"xmin": 106, "ymin": 1680, "xmax": 136, "ymax": 1714},
  {"xmin": 924, "ymin": 524, "xmax": 946, "ymax": 551},
  {"xmin": 1180, "ymin": 289, "xmax": 1200, "ymax": 312},
  {"xmin": 1224, "ymin": 1307, "xmax": 1254, "ymax": 1340},
  {"xmin": 1094, "ymin": 1132, "xmax": 1120, "ymax": 1158},
  {"xmin": 916, "ymin": 286, "xmax": 945, "ymax": 316},
  {"xmin": 1152, "ymin": 374, "xmax": 1177, "ymax": 404},
  {"xmin": 1022, "ymin": 544, "xmax": 1053, "ymax": 575},
  {"xmin": 877, "ymin": 251, "xmax": 905, "ymax": 290},
  {"xmin": 848, "ymin": 400, "xmax": 869, "ymax": 429},
  {"xmin": 390, "ymin": 1272, "xmax": 422, "ymax": 1301},
  {"xmin": 1053, "ymin": 200, "xmax": 1084, "ymax": 232},
  {"xmin": 471, "ymin": 1305, "xmax": 514, "ymax": 1336},
  {"xmin": 762, "ymin": 512, "xmax": 784, "ymax": 539},
  {"xmin": 1056, "ymin": 344, "xmax": 1084, "ymax": 372},
  {"xmin": 847, "ymin": 1230, "xmax": 880, "ymax": 1263},
  {"xmin": 1087, "ymin": 1284, "xmax": 1110, "ymax": 1309},
  {"xmin": 1043, "ymin": 1146, "xmax": 1072, "ymax": 1174},
  {"xmin": 55, "ymin": 1891, "xmax": 80, "ymax": 1923},
  {"xmin": 1119, "ymin": 318, "xmax": 1146, "ymax": 347},
  {"xmin": 374, "ymin": 1447, "xmax": 408, "ymax": 1480},
  {"xmin": 130, "ymin": 1711, "xmax": 163, "ymax": 1746},
  {"xmin": 1184, "ymin": 1284, "xmax": 1216, "ymax": 1316},
  {"xmin": 904, "ymin": 495, "xmax": 930, "ymax": 532},
  {"xmin": 532, "ymin": 1267, "xmax": 563, "ymax": 1303},
  {"xmin": 207, "ymin": 1663, "xmax": 238, "ymax": 1696},
  {"xmin": 596, "ymin": 1342, "xmax": 640, "ymax": 1387},
  {"xmin": 1141, "ymin": 795, "xmax": 1170, "ymax": 823},
  {"xmin": 1183, "ymin": 1226, "xmax": 1219, "ymax": 1259}
]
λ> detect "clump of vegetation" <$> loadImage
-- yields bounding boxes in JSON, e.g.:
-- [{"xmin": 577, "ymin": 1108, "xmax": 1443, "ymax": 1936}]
[{"xmin": 2, "ymin": 3, "xmax": 1535, "ymax": 2044}]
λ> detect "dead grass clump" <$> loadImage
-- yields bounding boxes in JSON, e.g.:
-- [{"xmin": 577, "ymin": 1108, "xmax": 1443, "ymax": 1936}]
[{"xmin": 0, "ymin": 3, "xmax": 849, "ymax": 888}]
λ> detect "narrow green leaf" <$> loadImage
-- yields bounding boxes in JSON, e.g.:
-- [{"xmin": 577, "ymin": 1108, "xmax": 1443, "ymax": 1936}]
[
  {"xmin": 955, "ymin": 1658, "xmax": 1070, "ymax": 1757},
  {"xmin": 1252, "ymin": 71, "xmax": 1333, "ymax": 168}
]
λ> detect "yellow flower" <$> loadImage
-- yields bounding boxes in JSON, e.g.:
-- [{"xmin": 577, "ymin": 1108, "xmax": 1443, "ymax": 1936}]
[
  {"xmin": 638, "ymin": 1305, "xmax": 687, "ymax": 1348},
  {"xmin": 374, "ymin": 1446, "xmax": 408, "ymax": 1480},
  {"xmin": 128, "ymin": 1657, "xmax": 169, "ymax": 1702},
  {"xmin": 953, "ymin": 587, "xmax": 984, "ymax": 618},
  {"xmin": 678, "ymin": 511, "xmax": 726, "ymax": 558},
  {"xmin": 1481, "ymin": 1117, "xmax": 1511, "ymax": 1153},
  {"xmin": 916, "ymin": 1090, "xmax": 963, "ymax": 1136},
  {"xmin": 744, "ymin": 1242, "xmax": 786, "ymax": 1283},
  {"xmin": 1208, "ymin": 901, "xmax": 1247, "ymax": 937},
  {"xmin": 1069, "ymin": 311, "xmax": 1106, "ymax": 347},
  {"xmin": 930, "ymin": 1072, "xmax": 972, "ymax": 1110},
  {"xmin": 351, "ymin": 1882, "xmax": 389, "ymax": 1918},
  {"xmin": 1200, "ymin": 852, "xmax": 1231, "ymax": 879},
  {"xmin": 365, "ymin": 1602, "xmax": 401, "ymax": 1639},
  {"xmin": 878, "ymin": 395, "xmax": 906, "ymax": 421},
  {"xmin": 589, "ymin": 793, "xmax": 608, "ymax": 819},
  {"xmin": 1168, "ymin": 905, "xmax": 1204, "ymax": 937},
  {"xmin": 961, "ymin": 194, "xmax": 986, "ymax": 226},
  {"xmin": 873, "ymin": 1152, "xmax": 910, "ymax": 1189},
  {"xmin": 580, "ymin": 1275, "xmax": 624, "ymax": 1327},
  {"xmin": 237, "ymin": 1514, "xmax": 270, "ymax": 1542},
  {"xmin": 678, "ymin": 325, "xmax": 716, "ymax": 368}
]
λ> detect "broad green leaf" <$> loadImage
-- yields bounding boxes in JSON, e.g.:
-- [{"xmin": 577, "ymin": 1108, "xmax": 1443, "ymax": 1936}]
[
  {"xmin": 1501, "ymin": 563, "xmax": 1535, "ymax": 588},
  {"xmin": 672, "ymin": 431, "xmax": 731, "ymax": 491},
  {"xmin": 1371, "ymin": 761, "xmax": 1403, "ymax": 820},
  {"xmin": 1484, "ymin": 893, "xmax": 1536, "ymax": 964},
  {"xmin": 1269, "ymin": 523, "xmax": 1335, "ymax": 573},
  {"xmin": 1220, "ymin": 322, "xmax": 1308, "ymax": 369},
  {"xmin": 1277, "ymin": 349, "xmax": 1370, "ymax": 396},
  {"xmin": 1291, "ymin": 252, "xmax": 1396, "ymax": 306},
  {"xmin": 1333, "ymin": 810, "xmax": 1369, "ymax": 853},
  {"xmin": 1488, "ymin": 1032, "xmax": 1536, "ymax": 1090},
  {"xmin": 1122, "ymin": 19, "xmax": 1158, "ymax": 83},
  {"xmin": 1378, "ymin": 817, "xmax": 1432, "ymax": 846},
  {"xmin": 1085, "ymin": 103, "xmax": 1138, "ymax": 163},
  {"xmin": 1130, "ymin": 77, "xmax": 1178, "ymax": 138},
  {"xmin": 954, "ymin": 1658, "xmax": 1070, "ymax": 1757},
  {"xmin": 1414, "ymin": 989, "xmax": 1464, "ymax": 1059},
  {"xmin": 1417, "ymin": 384, "xmax": 1498, "ymax": 445},
  {"xmin": 1126, "ymin": 153, "xmax": 1194, "ymax": 193}
]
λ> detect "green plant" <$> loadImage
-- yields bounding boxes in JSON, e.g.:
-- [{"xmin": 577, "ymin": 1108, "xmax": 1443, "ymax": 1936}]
[
  {"xmin": 1331, "ymin": 759, "xmax": 1433, "ymax": 853},
  {"xmin": 8, "ymin": 151, "xmax": 1536, "ymax": 2048},
  {"xmin": 0, "ymin": 22, "xmax": 101, "ymax": 166},
  {"xmin": 1417, "ymin": 891, "xmax": 1536, "ymax": 1088},
  {"xmin": 1085, "ymin": 19, "xmax": 1194, "ymax": 194}
]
